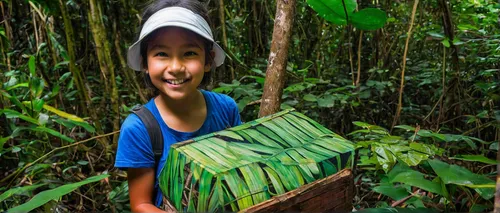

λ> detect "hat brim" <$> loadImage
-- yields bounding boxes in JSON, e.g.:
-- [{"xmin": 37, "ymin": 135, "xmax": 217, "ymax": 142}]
[{"xmin": 127, "ymin": 23, "xmax": 226, "ymax": 71}]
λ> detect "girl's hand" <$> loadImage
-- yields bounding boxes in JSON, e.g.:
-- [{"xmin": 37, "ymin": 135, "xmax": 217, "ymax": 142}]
[{"xmin": 127, "ymin": 168, "xmax": 166, "ymax": 213}]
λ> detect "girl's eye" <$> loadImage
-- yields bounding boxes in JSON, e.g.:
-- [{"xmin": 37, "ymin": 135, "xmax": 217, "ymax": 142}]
[
  {"xmin": 184, "ymin": 51, "xmax": 198, "ymax": 57},
  {"xmin": 155, "ymin": 52, "xmax": 168, "ymax": 57}
]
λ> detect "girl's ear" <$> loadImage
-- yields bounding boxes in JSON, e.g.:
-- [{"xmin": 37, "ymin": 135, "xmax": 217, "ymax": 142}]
[{"xmin": 204, "ymin": 50, "xmax": 216, "ymax": 72}]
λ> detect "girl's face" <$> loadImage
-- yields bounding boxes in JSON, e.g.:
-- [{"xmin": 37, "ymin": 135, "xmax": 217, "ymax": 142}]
[{"xmin": 146, "ymin": 27, "xmax": 211, "ymax": 100}]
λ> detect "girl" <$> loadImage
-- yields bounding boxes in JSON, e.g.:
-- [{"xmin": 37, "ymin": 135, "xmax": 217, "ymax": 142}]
[{"xmin": 114, "ymin": 0, "xmax": 242, "ymax": 212}]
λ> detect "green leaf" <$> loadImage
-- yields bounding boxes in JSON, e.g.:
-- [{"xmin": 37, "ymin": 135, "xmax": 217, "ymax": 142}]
[
  {"xmin": 373, "ymin": 146, "xmax": 397, "ymax": 172},
  {"xmin": 395, "ymin": 150, "xmax": 429, "ymax": 166},
  {"xmin": 5, "ymin": 82, "xmax": 29, "ymax": 91},
  {"xmin": 303, "ymin": 94, "xmax": 317, "ymax": 102},
  {"xmin": 0, "ymin": 109, "xmax": 39, "ymax": 125},
  {"xmin": 449, "ymin": 155, "xmax": 497, "ymax": 165},
  {"xmin": 409, "ymin": 143, "xmax": 439, "ymax": 155},
  {"xmin": 428, "ymin": 159, "xmax": 494, "ymax": 200},
  {"xmin": 441, "ymin": 39, "xmax": 450, "ymax": 47},
  {"xmin": 350, "ymin": 8, "xmax": 387, "ymax": 30},
  {"xmin": 372, "ymin": 184, "xmax": 409, "ymax": 200},
  {"xmin": 33, "ymin": 126, "xmax": 75, "ymax": 142},
  {"xmin": 263, "ymin": 167, "xmax": 285, "ymax": 195},
  {"xmin": 452, "ymin": 37, "xmax": 464, "ymax": 45},
  {"xmin": 42, "ymin": 104, "xmax": 84, "ymax": 122},
  {"xmin": 394, "ymin": 125, "xmax": 416, "ymax": 131},
  {"xmin": 28, "ymin": 55, "xmax": 36, "ymax": 76},
  {"xmin": 388, "ymin": 163, "xmax": 444, "ymax": 196},
  {"xmin": 490, "ymin": 142, "xmax": 498, "ymax": 151},
  {"xmin": 30, "ymin": 77, "xmax": 44, "ymax": 98},
  {"xmin": 307, "ymin": 0, "xmax": 357, "ymax": 25},
  {"xmin": 426, "ymin": 32, "xmax": 445, "ymax": 39},
  {"xmin": 0, "ymin": 184, "xmax": 46, "ymax": 202},
  {"xmin": 7, "ymin": 174, "xmax": 108, "ymax": 213},
  {"xmin": 317, "ymin": 96, "xmax": 335, "ymax": 108},
  {"xmin": 0, "ymin": 137, "xmax": 10, "ymax": 152}
]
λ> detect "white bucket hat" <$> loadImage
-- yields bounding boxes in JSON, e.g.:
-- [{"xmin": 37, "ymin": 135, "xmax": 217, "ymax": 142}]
[{"xmin": 127, "ymin": 6, "xmax": 226, "ymax": 71}]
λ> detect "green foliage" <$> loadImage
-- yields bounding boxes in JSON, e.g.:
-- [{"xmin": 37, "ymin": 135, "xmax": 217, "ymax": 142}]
[
  {"xmin": 1, "ymin": 0, "xmax": 499, "ymax": 212},
  {"xmin": 349, "ymin": 122, "xmax": 496, "ymax": 211},
  {"xmin": 7, "ymin": 174, "xmax": 109, "ymax": 213},
  {"xmin": 306, "ymin": 0, "xmax": 387, "ymax": 30}
]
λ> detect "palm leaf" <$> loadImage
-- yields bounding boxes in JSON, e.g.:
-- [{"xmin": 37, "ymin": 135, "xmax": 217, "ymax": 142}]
[{"xmin": 160, "ymin": 109, "xmax": 354, "ymax": 211}]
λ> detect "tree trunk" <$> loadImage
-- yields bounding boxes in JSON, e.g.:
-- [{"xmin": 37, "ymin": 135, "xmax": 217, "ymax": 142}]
[
  {"xmin": 218, "ymin": 0, "xmax": 234, "ymax": 80},
  {"xmin": 391, "ymin": 0, "xmax": 419, "ymax": 131},
  {"xmin": 495, "ymin": 129, "xmax": 500, "ymax": 213},
  {"xmin": 88, "ymin": 0, "xmax": 120, "ymax": 145},
  {"xmin": 1, "ymin": 1, "xmax": 12, "ymax": 71},
  {"xmin": 59, "ymin": 0, "xmax": 108, "ymax": 145},
  {"xmin": 58, "ymin": 0, "xmax": 90, "ymax": 115},
  {"xmin": 438, "ymin": 0, "xmax": 459, "ymax": 75},
  {"xmin": 112, "ymin": 3, "xmax": 147, "ymax": 103},
  {"xmin": 258, "ymin": 0, "xmax": 296, "ymax": 118}
]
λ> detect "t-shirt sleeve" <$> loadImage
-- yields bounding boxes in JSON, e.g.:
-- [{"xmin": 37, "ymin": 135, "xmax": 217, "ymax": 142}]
[{"xmin": 114, "ymin": 114, "xmax": 155, "ymax": 169}]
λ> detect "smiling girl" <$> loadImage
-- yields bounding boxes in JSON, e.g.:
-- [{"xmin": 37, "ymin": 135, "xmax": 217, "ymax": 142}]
[{"xmin": 114, "ymin": 0, "xmax": 242, "ymax": 212}]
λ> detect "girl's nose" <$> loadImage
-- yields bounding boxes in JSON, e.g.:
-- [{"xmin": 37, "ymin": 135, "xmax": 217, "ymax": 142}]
[{"xmin": 167, "ymin": 57, "xmax": 184, "ymax": 73}]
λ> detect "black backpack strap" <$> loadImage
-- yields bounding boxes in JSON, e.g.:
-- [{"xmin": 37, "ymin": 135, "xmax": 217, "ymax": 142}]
[
  {"xmin": 132, "ymin": 106, "xmax": 164, "ymax": 164},
  {"xmin": 131, "ymin": 105, "xmax": 164, "ymax": 203}
]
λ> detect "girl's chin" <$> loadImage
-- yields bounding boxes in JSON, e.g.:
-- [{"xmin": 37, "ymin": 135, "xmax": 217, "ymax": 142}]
[{"xmin": 159, "ymin": 89, "xmax": 198, "ymax": 101}]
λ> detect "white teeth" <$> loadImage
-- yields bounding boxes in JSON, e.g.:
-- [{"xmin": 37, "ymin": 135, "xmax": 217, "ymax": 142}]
[{"xmin": 167, "ymin": 79, "xmax": 186, "ymax": 85}]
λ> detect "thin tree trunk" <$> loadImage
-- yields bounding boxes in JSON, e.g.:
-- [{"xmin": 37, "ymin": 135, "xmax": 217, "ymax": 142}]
[
  {"xmin": 258, "ymin": 0, "xmax": 296, "ymax": 118},
  {"xmin": 112, "ymin": 5, "xmax": 147, "ymax": 103},
  {"xmin": 218, "ymin": 0, "xmax": 234, "ymax": 80},
  {"xmin": 1, "ymin": 1, "xmax": 12, "ymax": 71},
  {"xmin": 438, "ymin": 0, "xmax": 459, "ymax": 75},
  {"xmin": 356, "ymin": 30, "xmax": 363, "ymax": 86},
  {"xmin": 348, "ymin": 27, "xmax": 355, "ymax": 85},
  {"xmin": 496, "ymin": 4, "xmax": 500, "ymax": 210},
  {"xmin": 496, "ymin": 124, "xmax": 500, "ymax": 213},
  {"xmin": 0, "ymin": 97, "xmax": 10, "ymax": 137},
  {"xmin": 58, "ymin": 0, "xmax": 89, "ymax": 114},
  {"xmin": 88, "ymin": 0, "xmax": 120, "ymax": 145},
  {"xmin": 58, "ymin": 0, "xmax": 107, "ymax": 145},
  {"xmin": 438, "ymin": 0, "xmax": 462, "ymax": 127},
  {"xmin": 391, "ymin": 0, "xmax": 419, "ymax": 131}
]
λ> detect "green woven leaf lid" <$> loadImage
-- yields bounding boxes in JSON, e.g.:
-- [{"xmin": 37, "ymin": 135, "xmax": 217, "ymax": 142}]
[{"xmin": 160, "ymin": 109, "xmax": 355, "ymax": 212}]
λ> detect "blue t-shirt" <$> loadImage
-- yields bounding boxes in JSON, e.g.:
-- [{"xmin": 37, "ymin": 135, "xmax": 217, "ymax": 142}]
[{"xmin": 114, "ymin": 90, "xmax": 242, "ymax": 207}]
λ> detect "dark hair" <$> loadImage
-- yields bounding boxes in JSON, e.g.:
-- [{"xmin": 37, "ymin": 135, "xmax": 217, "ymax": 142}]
[{"xmin": 138, "ymin": 0, "xmax": 215, "ymax": 93}]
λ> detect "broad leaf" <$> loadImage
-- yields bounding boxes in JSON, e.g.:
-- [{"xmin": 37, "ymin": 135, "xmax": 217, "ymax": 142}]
[
  {"xmin": 428, "ymin": 159, "xmax": 494, "ymax": 200},
  {"xmin": 0, "ymin": 184, "xmax": 46, "ymax": 202},
  {"xmin": 372, "ymin": 184, "xmax": 409, "ymax": 200},
  {"xmin": 350, "ymin": 8, "xmax": 387, "ymax": 30},
  {"xmin": 449, "ymin": 155, "xmax": 497, "ymax": 165},
  {"xmin": 307, "ymin": 0, "xmax": 357, "ymax": 25},
  {"xmin": 7, "ymin": 174, "xmax": 109, "ymax": 213},
  {"xmin": 388, "ymin": 163, "xmax": 444, "ymax": 196}
]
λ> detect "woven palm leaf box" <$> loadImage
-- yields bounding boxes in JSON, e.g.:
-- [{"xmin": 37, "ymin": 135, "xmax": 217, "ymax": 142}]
[{"xmin": 159, "ymin": 109, "xmax": 355, "ymax": 212}]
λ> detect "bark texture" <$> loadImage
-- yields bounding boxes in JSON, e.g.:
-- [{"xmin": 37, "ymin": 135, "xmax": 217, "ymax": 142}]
[
  {"xmin": 258, "ymin": 0, "xmax": 296, "ymax": 118},
  {"xmin": 88, "ymin": 0, "xmax": 120, "ymax": 145}
]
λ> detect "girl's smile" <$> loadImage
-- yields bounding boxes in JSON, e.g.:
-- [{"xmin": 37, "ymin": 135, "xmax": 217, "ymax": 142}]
[{"xmin": 145, "ymin": 27, "xmax": 211, "ymax": 100}]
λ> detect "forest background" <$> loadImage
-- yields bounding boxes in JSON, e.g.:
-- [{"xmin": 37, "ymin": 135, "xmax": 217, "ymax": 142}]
[{"xmin": 0, "ymin": 0, "xmax": 499, "ymax": 212}]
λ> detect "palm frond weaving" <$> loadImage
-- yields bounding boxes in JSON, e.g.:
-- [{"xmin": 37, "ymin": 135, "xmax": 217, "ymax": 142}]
[{"xmin": 159, "ymin": 109, "xmax": 355, "ymax": 212}]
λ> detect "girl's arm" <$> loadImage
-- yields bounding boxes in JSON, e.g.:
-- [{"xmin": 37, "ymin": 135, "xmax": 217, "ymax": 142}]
[{"xmin": 128, "ymin": 168, "xmax": 166, "ymax": 213}]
